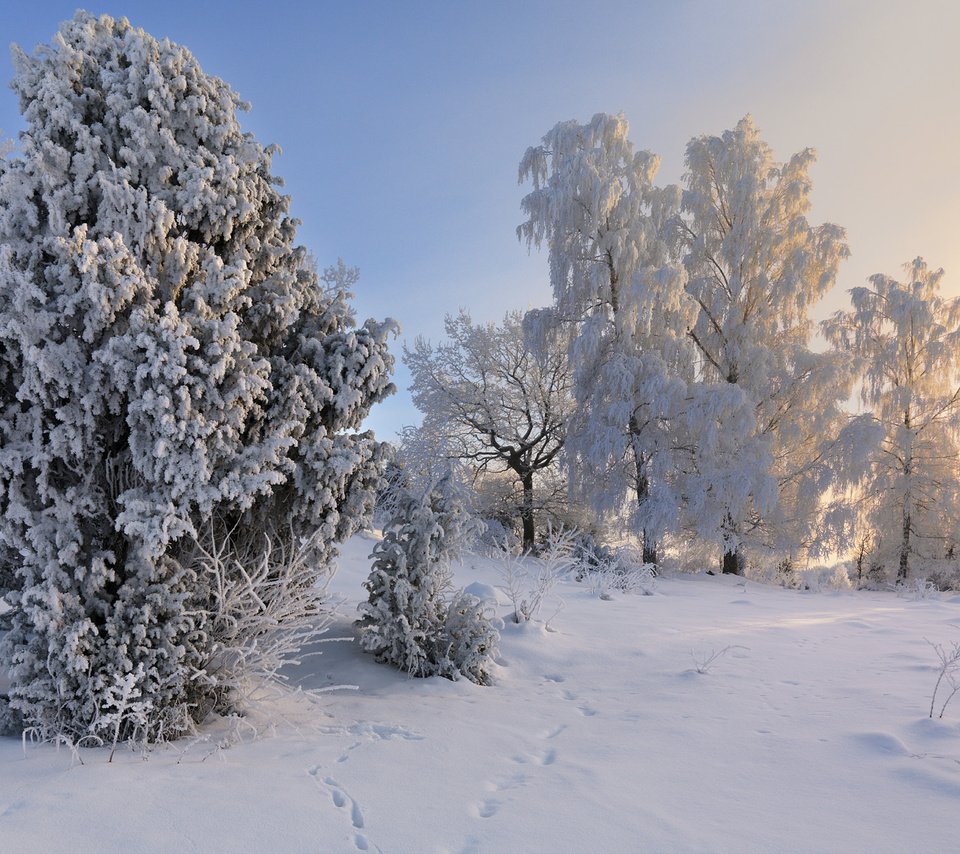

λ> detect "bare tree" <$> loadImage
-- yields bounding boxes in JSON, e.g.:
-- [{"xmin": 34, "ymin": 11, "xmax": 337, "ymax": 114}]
[{"xmin": 404, "ymin": 311, "xmax": 572, "ymax": 551}]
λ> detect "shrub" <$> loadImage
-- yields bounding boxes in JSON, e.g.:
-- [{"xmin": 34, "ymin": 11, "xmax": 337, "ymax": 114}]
[
  {"xmin": 584, "ymin": 546, "xmax": 657, "ymax": 599},
  {"xmin": 498, "ymin": 527, "xmax": 576, "ymax": 622},
  {"xmin": 437, "ymin": 593, "xmax": 500, "ymax": 686},
  {"xmin": 923, "ymin": 563, "xmax": 960, "ymax": 593},
  {"xmin": 927, "ymin": 637, "xmax": 960, "ymax": 719}
]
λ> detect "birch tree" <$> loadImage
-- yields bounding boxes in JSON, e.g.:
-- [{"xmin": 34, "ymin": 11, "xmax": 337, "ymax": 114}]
[
  {"xmin": 824, "ymin": 259, "xmax": 960, "ymax": 582},
  {"xmin": 518, "ymin": 113, "xmax": 691, "ymax": 563},
  {"xmin": 675, "ymin": 116, "xmax": 850, "ymax": 573}
]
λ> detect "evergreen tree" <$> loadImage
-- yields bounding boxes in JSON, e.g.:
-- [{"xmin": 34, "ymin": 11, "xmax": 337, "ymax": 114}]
[
  {"xmin": 0, "ymin": 13, "xmax": 394, "ymax": 741},
  {"xmin": 357, "ymin": 475, "xmax": 498, "ymax": 685}
]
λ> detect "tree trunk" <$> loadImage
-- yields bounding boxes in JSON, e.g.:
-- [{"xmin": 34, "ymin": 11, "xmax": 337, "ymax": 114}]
[
  {"xmin": 722, "ymin": 547, "xmax": 744, "ymax": 575},
  {"xmin": 642, "ymin": 533, "xmax": 658, "ymax": 566},
  {"xmin": 629, "ymin": 425, "xmax": 658, "ymax": 566},
  {"xmin": 720, "ymin": 369, "xmax": 741, "ymax": 574},
  {"xmin": 520, "ymin": 470, "xmax": 535, "ymax": 553},
  {"xmin": 722, "ymin": 515, "xmax": 744, "ymax": 575},
  {"xmin": 855, "ymin": 537, "xmax": 867, "ymax": 588},
  {"xmin": 898, "ymin": 408, "xmax": 913, "ymax": 583},
  {"xmin": 638, "ymin": 473, "xmax": 658, "ymax": 566},
  {"xmin": 898, "ymin": 505, "xmax": 911, "ymax": 583}
]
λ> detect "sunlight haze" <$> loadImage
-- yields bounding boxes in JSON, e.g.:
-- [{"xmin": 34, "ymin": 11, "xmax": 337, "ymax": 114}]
[{"xmin": 2, "ymin": 0, "xmax": 957, "ymax": 437}]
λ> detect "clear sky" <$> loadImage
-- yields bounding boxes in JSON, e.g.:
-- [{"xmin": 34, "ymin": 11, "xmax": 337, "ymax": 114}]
[{"xmin": 2, "ymin": 1, "xmax": 959, "ymax": 438}]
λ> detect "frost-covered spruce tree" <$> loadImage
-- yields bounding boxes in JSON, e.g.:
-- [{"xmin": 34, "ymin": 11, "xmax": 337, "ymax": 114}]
[
  {"xmin": 358, "ymin": 488, "xmax": 453, "ymax": 678},
  {"xmin": 357, "ymin": 474, "xmax": 498, "ymax": 685},
  {"xmin": 0, "ymin": 13, "xmax": 394, "ymax": 741}
]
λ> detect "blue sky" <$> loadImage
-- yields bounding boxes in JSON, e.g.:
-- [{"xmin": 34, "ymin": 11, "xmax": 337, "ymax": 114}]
[{"xmin": 2, "ymin": 1, "xmax": 959, "ymax": 438}]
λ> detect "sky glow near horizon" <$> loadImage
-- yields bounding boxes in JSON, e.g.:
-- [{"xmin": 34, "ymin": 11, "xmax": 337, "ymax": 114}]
[{"xmin": 2, "ymin": 1, "xmax": 958, "ymax": 439}]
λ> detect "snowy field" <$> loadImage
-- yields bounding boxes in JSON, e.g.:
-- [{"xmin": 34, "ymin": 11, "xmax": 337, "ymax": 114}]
[{"xmin": 2, "ymin": 534, "xmax": 959, "ymax": 854}]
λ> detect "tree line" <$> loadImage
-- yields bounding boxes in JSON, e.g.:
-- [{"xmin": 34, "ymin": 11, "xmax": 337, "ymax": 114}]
[{"xmin": 403, "ymin": 115, "xmax": 960, "ymax": 586}]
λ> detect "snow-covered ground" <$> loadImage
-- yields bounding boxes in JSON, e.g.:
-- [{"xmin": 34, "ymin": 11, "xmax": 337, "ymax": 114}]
[{"xmin": 2, "ymin": 534, "xmax": 959, "ymax": 853}]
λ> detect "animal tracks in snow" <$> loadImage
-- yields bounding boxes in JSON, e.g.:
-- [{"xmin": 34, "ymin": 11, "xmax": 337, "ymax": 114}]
[
  {"xmin": 307, "ymin": 770, "xmax": 363, "ymax": 827},
  {"xmin": 324, "ymin": 720, "xmax": 425, "ymax": 764},
  {"xmin": 346, "ymin": 722, "xmax": 424, "ymax": 742},
  {"xmin": 473, "ymin": 769, "xmax": 531, "ymax": 819},
  {"xmin": 474, "ymin": 798, "xmax": 501, "ymax": 819},
  {"xmin": 557, "ymin": 682, "xmax": 600, "ymax": 718},
  {"xmin": 306, "ymin": 720, "xmax": 421, "ymax": 849},
  {"xmin": 511, "ymin": 746, "xmax": 557, "ymax": 766},
  {"xmin": 541, "ymin": 668, "xmax": 601, "ymax": 730},
  {"xmin": 470, "ymin": 674, "xmax": 595, "ymax": 822},
  {"xmin": 308, "ymin": 768, "xmax": 380, "ymax": 853},
  {"xmin": 540, "ymin": 724, "xmax": 567, "ymax": 740},
  {"xmin": 471, "ymin": 734, "xmax": 559, "ymax": 820}
]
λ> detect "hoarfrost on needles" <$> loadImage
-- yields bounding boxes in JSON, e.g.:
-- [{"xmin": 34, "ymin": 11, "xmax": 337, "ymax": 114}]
[{"xmin": 0, "ymin": 12, "xmax": 395, "ymax": 743}]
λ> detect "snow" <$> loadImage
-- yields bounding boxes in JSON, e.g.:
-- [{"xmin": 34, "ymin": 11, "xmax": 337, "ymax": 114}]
[{"xmin": 2, "ymin": 535, "xmax": 959, "ymax": 853}]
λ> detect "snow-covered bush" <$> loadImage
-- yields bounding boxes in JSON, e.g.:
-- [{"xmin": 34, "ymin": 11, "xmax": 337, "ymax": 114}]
[
  {"xmin": 94, "ymin": 665, "xmax": 154, "ymax": 761},
  {"xmin": 497, "ymin": 527, "xmax": 576, "ymax": 623},
  {"xmin": 657, "ymin": 537, "xmax": 719, "ymax": 575},
  {"xmin": 897, "ymin": 578, "xmax": 940, "ymax": 601},
  {"xmin": 924, "ymin": 563, "xmax": 960, "ymax": 593},
  {"xmin": 474, "ymin": 517, "xmax": 519, "ymax": 557},
  {"xmin": 357, "ymin": 475, "xmax": 498, "ymax": 684},
  {"xmin": 745, "ymin": 560, "xmax": 852, "ymax": 592},
  {"xmin": 819, "ymin": 565, "xmax": 854, "ymax": 592},
  {"xmin": 739, "ymin": 557, "xmax": 800, "ymax": 589},
  {"xmin": 187, "ymin": 521, "xmax": 340, "ymax": 717},
  {"xmin": 498, "ymin": 554, "xmax": 558, "ymax": 623},
  {"xmin": 581, "ymin": 545, "xmax": 657, "ymax": 599},
  {"xmin": 0, "ymin": 13, "xmax": 394, "ymax": 743},
  {"xmin": 571, "ymin": 532, "xmax": 618, "ymax": 577},
  {"xmin": 437, "ymin": 593, "xmax": 500, "ymax": 686}
]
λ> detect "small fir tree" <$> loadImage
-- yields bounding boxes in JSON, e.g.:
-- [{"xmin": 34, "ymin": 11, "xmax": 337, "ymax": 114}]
[{"xmin": 357, "ymin": 475, "xmax": 498, "ymax": 684}]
